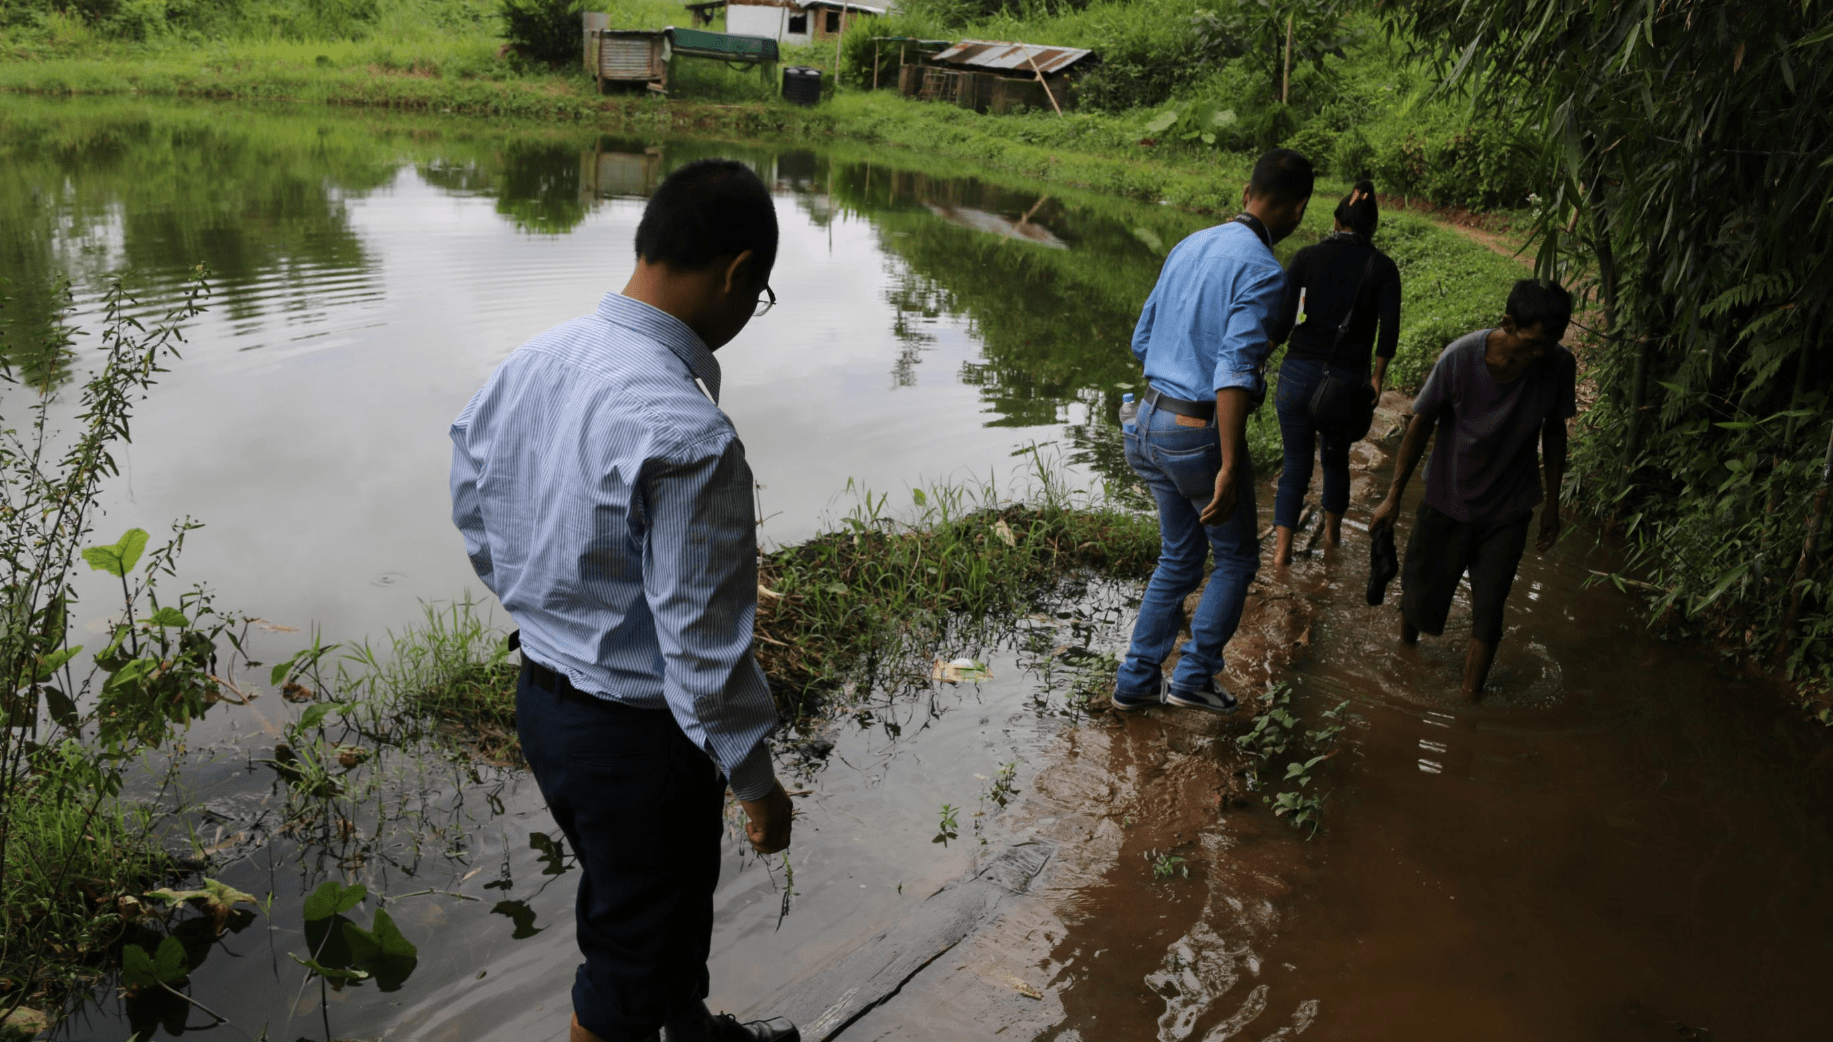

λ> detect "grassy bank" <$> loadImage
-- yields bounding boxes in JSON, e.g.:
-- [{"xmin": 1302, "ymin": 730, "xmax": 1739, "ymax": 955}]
[
  {"xmin": 0, "ymin": 14, "xmax": 1504, "ymax": 217},
  {"xmin": 0, "ymin": 44, "xmax": 1263, "ymax": 209},
  {"xmin": 365, "ymin": 464, "xmax": 1160, "ymax": 760}
]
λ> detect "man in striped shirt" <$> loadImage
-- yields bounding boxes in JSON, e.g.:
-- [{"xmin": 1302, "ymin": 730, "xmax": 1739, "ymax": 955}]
[{"xmin": 451, "ymin": 160, "xmax": 797, "ymax": 1042}]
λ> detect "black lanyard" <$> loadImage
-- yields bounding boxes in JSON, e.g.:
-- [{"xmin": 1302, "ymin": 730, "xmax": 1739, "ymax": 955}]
[{"xmin": 1231, "ymin": 212, "xmax": 1272, "ymax": 250}]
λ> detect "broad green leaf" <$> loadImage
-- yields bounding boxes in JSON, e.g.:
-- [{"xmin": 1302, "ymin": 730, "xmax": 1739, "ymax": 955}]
[
  {"xmin": 151, "ymin": 935, "xmax": 188, "ymax": 981},
  {"xmin": 302, "ymin": 881, "xmax": 367, "ymax": 922},
  {"xmin": 1142, "ymin": 109, "xmax": 1179, "ymax": 135},
  {"xmin": 149, "ymin": 878, "xmax": 258, "ymax": 932},
  {"xmin": 290, "ymin": 953, "xmax": 369, "ymax": 982},
  {"xmin": 121, "ymin": 936, "xmax": 188, "ymax": 988},
  {"xmin": 33, "ymin": 645, "xmax": 81, "ymax": 681},
  {"xmin": 297, "ymin": 703, "xmax": 333, "ymax": 731},
  {"xmin": 143, "ymin": 607, "xmax": 189, "ymax": 628},
  {"xmin": 342, "ymin": 907, "xmax": 418, "ymax": 991},
  {"xmin": 105, "ymin": 658, "xmax": 157, "ymax": 691},
  {"xmin": 120, "ymin": 944, "xmax": 157, "ymax": 988},
  {"xmin": 82, "ymin": 528, "xmax": 149, "ymax": 578},
  {"xmin": 911, "ymin": 487, "xmax": 927, "ymax": 506}
]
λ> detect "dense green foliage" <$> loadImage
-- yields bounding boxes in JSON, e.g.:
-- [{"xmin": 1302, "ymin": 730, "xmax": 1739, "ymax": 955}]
[
  {"xmin": 497, "ymin": 0, "xmax": 580, "ymax": 68},
  {"xmin": 0, "ymin": 275, "xmax": 248, "ymax": 1017},
  {"xmin": 1391, "ymin": 0, "xmax": 1833, "ymax": 689},
  {"xmin": 883, "ymin": 0, "xmax": 1537, "ymax": 207}
]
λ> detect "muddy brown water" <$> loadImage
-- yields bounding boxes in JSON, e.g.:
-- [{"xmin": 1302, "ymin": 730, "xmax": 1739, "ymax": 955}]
[
  {"xmin": 5, "ymin": 99, "xmax": 1830, "ymax": 1040},
  {"xmin": 832, "ymin": 436, "xmax": 1833, "ymax": 1041}
]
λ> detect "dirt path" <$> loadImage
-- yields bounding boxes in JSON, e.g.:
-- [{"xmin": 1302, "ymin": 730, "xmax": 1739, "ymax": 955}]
[{"xmin": 1382, "ymin": 194, "xmax": 1535, "ymax": 267}]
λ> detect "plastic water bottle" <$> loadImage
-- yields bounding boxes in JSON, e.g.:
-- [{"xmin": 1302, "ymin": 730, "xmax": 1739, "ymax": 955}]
[{"xmin": 1118, "ymin": 392, "xmax": 1138, "ymax": 433}]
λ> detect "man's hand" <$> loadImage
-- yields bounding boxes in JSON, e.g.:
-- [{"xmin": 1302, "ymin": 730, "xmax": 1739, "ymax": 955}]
[
  {"xmin": 1370, "ymin": 494, "xmax": 1399, "ymax": 535},
  {"xmin": 1536, "ymin": 507, "xmax": 1562, "ymax": 553},
  {"xmin": 739, "ymin": 779, "xmax": 794, "ymax": 854},
  {"xmin": 1199, "ymin": 468, "xmax": 1240, "ymax": 526}
]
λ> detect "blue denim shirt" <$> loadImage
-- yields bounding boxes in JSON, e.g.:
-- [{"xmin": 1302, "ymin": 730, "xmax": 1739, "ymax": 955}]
[
  {"xmin": 1131, "ymin": 221, "xmax": 1288, "ymax": 405},
  {"xmin": 450, "ymin": 293, "xmax": 778, "ymax": 800}
]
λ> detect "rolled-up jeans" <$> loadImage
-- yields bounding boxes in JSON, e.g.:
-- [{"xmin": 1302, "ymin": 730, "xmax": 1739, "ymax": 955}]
[
  {"xmin": 1273, "ymin": 355, "xmax": 1355, "ymax": 530},
  {"xmin": 1117, "ymin": 397, "xmax": 1260, "ymax": 699}
]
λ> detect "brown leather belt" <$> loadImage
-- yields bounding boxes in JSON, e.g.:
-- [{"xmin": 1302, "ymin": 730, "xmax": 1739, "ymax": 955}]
[{"xmin": 1145, "ymin": 386, "xmax": 1216, "ymax": 420}]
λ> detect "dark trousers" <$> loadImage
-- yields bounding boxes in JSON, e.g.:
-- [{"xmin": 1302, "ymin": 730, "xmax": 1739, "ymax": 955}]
[
  {"xmin": 1273, "ymin": 355, "xmax": 1354, "ymax": 530},
  {"xmin": 1400, "ymin": 503, "xmax": 1532, "ymax": 644},
  {"xmin": 516, "ymin": 658, "xmax": 726, "ymax": 1041}
]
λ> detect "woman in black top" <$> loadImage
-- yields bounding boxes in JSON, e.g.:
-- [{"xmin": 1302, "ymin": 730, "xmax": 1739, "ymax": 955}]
[{"xmin": 1266, "ymin": 181, "xmax": 1402, "ymax": 566}]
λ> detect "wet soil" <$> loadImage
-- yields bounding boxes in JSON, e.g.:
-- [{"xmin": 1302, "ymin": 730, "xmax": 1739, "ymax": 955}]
[{"xmin": 793, "ymin": 398, "xmax": 1833, "ymax": 1042}]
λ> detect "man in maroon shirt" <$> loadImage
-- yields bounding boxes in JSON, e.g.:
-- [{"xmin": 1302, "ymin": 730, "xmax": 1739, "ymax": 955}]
[{"xmin": 1370, "ymin": 280, "xmax": 1576, "ymax": 697}]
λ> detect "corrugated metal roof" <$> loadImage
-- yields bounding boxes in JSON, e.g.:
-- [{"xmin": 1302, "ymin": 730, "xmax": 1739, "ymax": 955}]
[
  {"xmin": 799, "ymin": 0, "xmax": 888, "ymax": 13},
  {"xmin": 930, "ymin": 39, "xmax": 1095, "ymax": 76}
]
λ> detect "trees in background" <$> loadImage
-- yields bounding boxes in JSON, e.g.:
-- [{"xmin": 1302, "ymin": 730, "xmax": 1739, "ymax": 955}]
[{"xmin": 1392, "ymin": 0, "xmax": 1833, "ymax": 686}]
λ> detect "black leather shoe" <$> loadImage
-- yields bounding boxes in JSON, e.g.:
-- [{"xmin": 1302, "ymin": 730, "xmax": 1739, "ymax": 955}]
[
  {"xmin": 660, "ymin": 1002, "xmax": 798, "ymax": 1042},
  {"xmin": 706, "ymin": 1012, "xmax": 798, "ymax": 1042}
]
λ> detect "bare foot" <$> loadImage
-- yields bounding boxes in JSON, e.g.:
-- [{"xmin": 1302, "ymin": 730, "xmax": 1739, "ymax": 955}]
[
  {"xmin": 1324, "ymin": 511, "xmax": 1343, "ymax": 547},
  {"xmin": 1271, "ymin": 525, "xmax": 1294, "ymax": 567}
]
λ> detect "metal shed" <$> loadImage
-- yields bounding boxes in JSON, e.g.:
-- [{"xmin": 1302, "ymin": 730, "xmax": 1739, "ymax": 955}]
[
  {"xmin": 903, "ymin": 39, "xmax": 1098, "ymax": 115},
  {"xmin": 928, "ymin": 40, "xmax": 1096, "ymax": 77},
  {"xmin": 588, "ymin": 29, "xmax": 670, "ymax": 93}
]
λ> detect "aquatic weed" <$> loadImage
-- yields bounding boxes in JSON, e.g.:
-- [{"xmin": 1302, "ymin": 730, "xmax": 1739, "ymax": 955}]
[{"xmin": 755, "ymin": 450, "xmax": 1158, "ymax": 724}]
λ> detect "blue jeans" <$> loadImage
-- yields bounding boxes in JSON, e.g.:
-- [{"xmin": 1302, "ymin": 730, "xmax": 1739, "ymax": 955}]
[
  {"xmin": 1117, "ymin": 398, "xmax": 1260, "ymax": 699},
  {"xmin": 1273, "ymin": 356, "xmax": 1355, "ymax": 530}
]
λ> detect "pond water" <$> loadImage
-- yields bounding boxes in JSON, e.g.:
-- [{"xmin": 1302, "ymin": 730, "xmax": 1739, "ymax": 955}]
[
  {"xmin": 2, "ymin": 97, "xmax": 1223, "ymax": 649},
  {"xmin": 4, "ymin": 98, "xmax": 1830, "ymax": 1042}
]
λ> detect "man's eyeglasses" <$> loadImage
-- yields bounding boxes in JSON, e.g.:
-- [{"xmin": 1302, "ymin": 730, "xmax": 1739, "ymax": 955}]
[{"xmin": 754, "ymin": 284, "xmax": 777, "ymax": 318}]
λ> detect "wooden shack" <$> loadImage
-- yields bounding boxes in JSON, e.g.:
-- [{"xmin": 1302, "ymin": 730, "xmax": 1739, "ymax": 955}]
[
  {"xmin": 727, "ymin": 0, "xmax": 883, "ymax": 45},
  {"xmin": 581, "ymin": 22, "xmax": 780, "ymax": 95},
  {"xmin": 587, "ymin": 28, "xmax": 670, "ymax": 93},
  {"xmin": 899, "ymin": 39, "xmax": 1097, "ymax": 115}
]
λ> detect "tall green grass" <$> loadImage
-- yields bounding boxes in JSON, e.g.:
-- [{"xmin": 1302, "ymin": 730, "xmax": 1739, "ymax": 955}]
[
  {"xmin": 755, "ymin": 454, "xmax": 1159, "ymax": 720},
  {"xmin": 345, "ymin": 457, "xmax": 1160, "ymax": 758}
]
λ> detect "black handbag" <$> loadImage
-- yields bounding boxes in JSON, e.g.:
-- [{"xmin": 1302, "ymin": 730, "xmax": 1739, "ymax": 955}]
[{"xmin": 1306, "ymin": 252, "xmax": 1380, "ymax": 441}]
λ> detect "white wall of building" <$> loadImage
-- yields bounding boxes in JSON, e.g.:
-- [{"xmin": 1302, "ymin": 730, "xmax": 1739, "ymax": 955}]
[{"xmin": 728, "ymin": 4, "xmax": 811, "ymax": 44}]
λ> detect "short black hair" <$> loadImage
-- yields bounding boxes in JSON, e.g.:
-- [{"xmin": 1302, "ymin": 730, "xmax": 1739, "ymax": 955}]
[
  {"xmin": 1334, "ymin": 179, "xmax": 1379, "ymax": 237},
  {"xmin": 1249, "ymin": 148, "xmax": 1315, "ymax": 206},
  {"xmin": 1505, "ymin": 279, "xmax": 1573, "ymax": 339},
  {"xmin": 634, "ymin": 159, "xmax": 778, "ymax": 277}
]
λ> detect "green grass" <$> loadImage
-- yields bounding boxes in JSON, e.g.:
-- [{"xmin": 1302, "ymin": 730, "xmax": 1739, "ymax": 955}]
[
  {"xmin": 1, "ymin": 769, "xmax": 169, "ymax": 1020},
  {"xmin": 754, "ymin": 460, "xmax": 1161, "ymax": 721},
  {"xmin": 347, "ymin": 461, "xmax": 1161, "ymax": 756}
]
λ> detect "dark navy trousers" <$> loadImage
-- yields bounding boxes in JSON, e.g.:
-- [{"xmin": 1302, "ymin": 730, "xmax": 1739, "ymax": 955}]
[{"xmin": 516, "ymin": 658, "xmax": 726, "ymax": 1041}]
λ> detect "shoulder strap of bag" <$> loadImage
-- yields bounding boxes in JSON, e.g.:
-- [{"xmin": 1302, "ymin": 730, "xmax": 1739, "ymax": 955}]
[{"xmin": 1329, "ymin": 250, "xmax": 1380, "ymax": 359}]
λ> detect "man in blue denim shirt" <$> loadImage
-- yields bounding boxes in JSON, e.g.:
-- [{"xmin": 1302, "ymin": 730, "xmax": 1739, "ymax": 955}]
[
  {"xmin": 451, "ymin": 161, "xmax": 798, "ymax": 1042},
  {"xmin": 1115, "ymin": 149, "xmax": 1315, "ymax": 712}
]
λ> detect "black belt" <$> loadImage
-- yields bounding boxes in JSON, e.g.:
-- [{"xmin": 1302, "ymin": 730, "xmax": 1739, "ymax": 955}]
[
  {"xmin": 1145, "ymin": 386, "xmax": 1216, "ymax": 420},
  {"xmin": 511, "ymin": 631, "xmax": 642, "ymax": 711}
]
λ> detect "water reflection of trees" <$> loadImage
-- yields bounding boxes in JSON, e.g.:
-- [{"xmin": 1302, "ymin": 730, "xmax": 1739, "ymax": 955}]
[
  {"xmin": 817, "ymin": 161, "xmax": 1199, "ymax": 484},
  {"xmin": 0, "ymin": 103, "xmax": 390, "ymax": 387}
]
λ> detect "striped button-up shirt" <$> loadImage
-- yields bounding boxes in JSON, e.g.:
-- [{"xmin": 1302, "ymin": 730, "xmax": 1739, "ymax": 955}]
[
  {"xmin": 1131, "ymin": 220, "xmax": 1287, "ymax": 405},
  {"xmin": 449, "ymin": 292, "xmax": 777, "ymax": 800}
]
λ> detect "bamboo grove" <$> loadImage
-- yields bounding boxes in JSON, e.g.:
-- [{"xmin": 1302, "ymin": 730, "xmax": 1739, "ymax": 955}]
[{"xmin": 1388, "ymin": 0, "xmax": 1833, "ymax": 689}]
